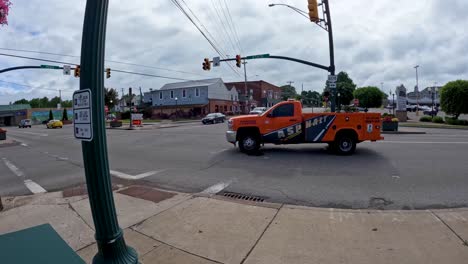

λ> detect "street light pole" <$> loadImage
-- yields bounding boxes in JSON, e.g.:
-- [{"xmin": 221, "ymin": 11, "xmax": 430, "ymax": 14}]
[
  {"xmin": 323, "ymin": 0, "xmax": 336, "ymax": 112},
  {"xmin": 175, "ymin": 97, "xmax": 178, "ymax": 121},
  {"xmin": 79, "ymin": 1, "xmax": 137, "ymax": 263},
  {"xmin": 243, "ymin": 60, "xmax": 249, "ymax": 112},
  {"xmin": 414, "ymin": 65, "xmax": 419, "ymax": 116}
]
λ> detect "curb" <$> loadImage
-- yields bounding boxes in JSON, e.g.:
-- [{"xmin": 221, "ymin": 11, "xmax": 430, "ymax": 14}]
[{"xmin": 400, "ymin": 124, "xmax": 468, "ymax": 130}]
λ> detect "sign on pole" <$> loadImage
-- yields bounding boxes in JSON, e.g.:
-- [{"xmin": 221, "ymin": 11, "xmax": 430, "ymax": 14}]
[
  {"xmin": 213, "ymin": 56, "xmax": 220, "ymax": 67},
  {"xmin": 328, "ymin": 82, "xmax": 337, "ymax": 88},
  {"xmin": 63, "ymin": 65, "xmax": 71, "ymax": 75},
  {"xmin": 73, "ymin": 89, "xmax": 93, "ymax": 141},
  {"xmin": 327, "ymin": 75, "xmax": 337, "ymax": 82}
]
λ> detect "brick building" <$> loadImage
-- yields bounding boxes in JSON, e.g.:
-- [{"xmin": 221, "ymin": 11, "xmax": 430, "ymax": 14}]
[{"xmin": 225, "ymin": 81, "xmax": 282, "ymax": 113}]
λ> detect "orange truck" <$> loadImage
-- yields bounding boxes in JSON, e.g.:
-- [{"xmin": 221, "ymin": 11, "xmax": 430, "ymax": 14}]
[{"xmin": 226, "ymin": 100, "xmax": 383, "ymax": 155}]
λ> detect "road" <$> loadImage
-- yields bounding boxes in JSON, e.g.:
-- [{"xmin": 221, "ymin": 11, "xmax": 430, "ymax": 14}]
[{"xmin": 1, "ymin": 122, "xmax": 468, "ymax": 209}]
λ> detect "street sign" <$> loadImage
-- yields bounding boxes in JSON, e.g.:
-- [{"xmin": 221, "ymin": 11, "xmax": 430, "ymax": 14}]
[
  {"xmin": 63, "ymin": 65, "xmax": 71, "ymax": 75},
  {"xmin": 245, "ymin": 54, "xmax": 270, "ymax": 60},
  {"xmin": 40, "ymin": 64, "xmax": 61, "ymax": 69},
  {"xmin": 328, "ymin": 82, "xmax": 337, "ymax": 88},
  {"xmin": 328, "ymin": 75, "xmax": 337, "ymax": 82},
  {"xmin": 213, "ymin": 56, "xmax": 220, "ymax": 67},
  {"xmin": 73, "ymin": 89, "xmax": 93, "ymax": 141}
]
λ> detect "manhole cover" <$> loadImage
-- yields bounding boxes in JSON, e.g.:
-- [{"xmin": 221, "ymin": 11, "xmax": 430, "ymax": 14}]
[{"xmin": 220, "ymin": 192, "xmax": 265, "ymax": 202}]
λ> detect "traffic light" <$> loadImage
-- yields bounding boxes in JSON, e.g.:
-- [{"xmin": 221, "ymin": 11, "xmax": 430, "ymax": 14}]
[
  {"xmin": 204, "ymin": 58, "xmax": 211, "ymax": 71},
  {"xmin": 74, "ymin": 65, "xmax": 80, "ymax": 78},
  {"xmin": 105, "ymin": 68, "xmax": 111, "ymax": 79},
  {"xmin": 307, "ymin": 0, "xmax": 320, "ymax": 22},
  {"xmin": 202, "ymin": 61, "xmax": 207, "ymax": 70},
  {"xmin": 235, "ymin": 55, "xmax": 241, "ymax": 68}
]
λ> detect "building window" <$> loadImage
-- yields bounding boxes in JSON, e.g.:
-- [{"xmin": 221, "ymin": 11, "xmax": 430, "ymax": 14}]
[
  {"xmin": 231, "ymin": 94, "xmax": 233, "ymax": 101},
  {"xmin": 195, "ymin": 88, "xmax": 200, "ymax": 97},
  {"xmin": 170, "ymin": 90, "xmax": 174, "ymax": 99},
  {"xmin": 182, "ymin": 89, "xmax": 186, "ymax": 98},
  {"xmin": 230, "ymin": 105, "xmax": 233, "ymax": 111},
  {"xmin": 159, "ymin": 92, "xmax": 163, "ymax": 100},
  {"xmin": 235, "ymin": 95, "xmax": 238, "ymax": 101},
  {"xmin": 224, "ymin": 105, "xmax": 227, "ymax": 112}
]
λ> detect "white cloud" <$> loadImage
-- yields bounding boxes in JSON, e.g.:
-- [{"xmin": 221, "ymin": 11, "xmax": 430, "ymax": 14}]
[{"xmin": 0, "ymin": 0, "xmax": 467, "ymax": 104}]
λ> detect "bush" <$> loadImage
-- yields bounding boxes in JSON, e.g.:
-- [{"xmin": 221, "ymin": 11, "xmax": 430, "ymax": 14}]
[
  {"xmin": 420, "ymin": 116, "xmax": 432, "ymax": 122},
  {"xmin": 432, "ymin": 116, "xmax": 444, "ymax": 123},
  {"xmin": 445, "ymin": 117, "xmax": 468, "ymax": 126}
]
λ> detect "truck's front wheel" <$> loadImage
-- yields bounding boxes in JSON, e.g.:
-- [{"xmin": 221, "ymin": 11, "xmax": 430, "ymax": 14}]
[
  {"xmin": 334, "ymin": 134, "xmax": 356, "ymax": 155},
  {"xmin": 239, "ymin": 134, "xmax": 260, "ymax": 154}
]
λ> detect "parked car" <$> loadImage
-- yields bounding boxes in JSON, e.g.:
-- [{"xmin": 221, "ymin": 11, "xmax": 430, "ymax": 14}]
[
  {"xmin": 18, "ymin": 119, "xmax": 32, "ymax": 128},
  {"xmin": 423, "ymin": 109, "xmax": 438, "ymax": 116},
  {"xmin": 419, "ymin": 105, "xmax": 432, "ymax": 111},
  {"xmin": 249, "ymin": 107, "xmax": 267, "ymax": 115},
  {"xmin": 202, "ymin": 113, "xmax": 225, "ymax": 124},
  {"xmin": 406, "ymin": 105, "xmax": 417, "ymax": 112},
  {"xmin": 46, "ymin": 120, "xmax": 63, "ymax": 129}
]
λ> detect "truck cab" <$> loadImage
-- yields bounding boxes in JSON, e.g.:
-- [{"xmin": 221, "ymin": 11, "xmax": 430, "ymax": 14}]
[{"xmin": 226, "ymin": 100, "xmax": 383, "ymax": 155}]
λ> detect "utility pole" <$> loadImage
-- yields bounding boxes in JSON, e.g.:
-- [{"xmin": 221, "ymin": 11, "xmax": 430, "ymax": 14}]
[
  {"xmin": 414, "ymin": 65, "xmax": 419, "ymax": 116},
  {"xmin": 79, "ymin": 1, "xmax": 137, "ymax": 263},
  {"xmin": 323, "ymin": 0, "xmax": 336, "ymax": 112},
  {"xmin": 243, "ymin": 60, "xmax": 248, "ymax": 112}
]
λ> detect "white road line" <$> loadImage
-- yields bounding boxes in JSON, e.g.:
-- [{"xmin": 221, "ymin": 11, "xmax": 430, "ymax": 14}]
[
  {"xmin": 23, "ymin": 179, "xmax": 47, "ymax": 194},
  {"xmin": 2, "ymin": 158, "xmax": 25, "ymax": 177},
  {"xmin": 110, "ymin": 170, "xmax": 164, "ymax": 180},
  {"xmin": 200, "ymin": 180, "xmax": 232, "ymax": 195},
  {"xmin": 378, "ymin": 141, "xmax": 468, "ymax": 144},
  {"xmin": 12, "ymin": 131, "xmax": 48, "ymax": 137},
  {"xmin": 209, "ymin": 148, "xmax": 229, "ymax": 155},
  {"xmin": 20, "ymin": 143, "xmax": 28, "ymax": 147}
]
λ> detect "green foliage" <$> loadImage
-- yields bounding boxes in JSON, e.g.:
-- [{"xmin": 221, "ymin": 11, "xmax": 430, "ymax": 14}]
[
  {"xmin": 13, "ymin": 97, "xmax": 73, "ymax": 108},
  {"xmin": 323, "ymin": 71, "xmax": 356, "ymax": 105},
  {"xmin": 419, "ymin": 116, "xmax": 432, "ymax": 122},
  {"xmin": 445, "ymin": 117, "xmax": 468, "ymax": 126},
  {"xmin": 13, "ymin": 98, "xmax": 29, "ymax": 104},
  {"xmin": 300, "ymin": 90, "xmax": 321, "ymax": 106},
  {"xmin": 48, "ymin": 109, "xmax": 54, "ymax": 120},
  {"xmin": 62, "ymin": 108, "xmax": 68, "ymax": 121},
  {"xmin": 104, "ymin": 87, "xmax": 119, "ymax": 108},
  {"xmin": 280, "ymin": 85, "xmax": 297, "ymax": 100},
  {"xmin": 353, "ymin": 86, "xmax": 385, "ymax": 108},
  {"xmin": 432, "ymin": 116, "xmax": 444, "ymax": 123},
  {"xmin": 440, "ymin": 80, "xmax": 468, "ymax": 119}
]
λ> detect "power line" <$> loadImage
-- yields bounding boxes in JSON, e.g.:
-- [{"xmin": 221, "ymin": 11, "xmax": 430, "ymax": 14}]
[
  {"xmin": 0, "ymin": 47, "xmax": 205, "ymax": 77},
  {"xmin": 217, "ymin": 0, "xmax": 241, "ymax": 53},
  {"xmin": 170, "ymin": 0, "xmax": 242, "ymax": 77},
  {"xmin": 210, "ymin": 0, "xmax": 238, "ymax": 53},
  {"xmin": 0, "ymin": 79, "xmax": 72, "ymax": 92},
  {"xmin": 222, "ymin": 0, "xmax": 243, "ymax": 54},
  {"xmin": 0, "ymin": 53, "xmax": 194, "ymax": 81}
]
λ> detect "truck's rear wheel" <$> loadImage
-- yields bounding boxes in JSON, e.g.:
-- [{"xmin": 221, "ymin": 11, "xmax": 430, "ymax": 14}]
[
  {"xmin": 334, "ymin": 134, "xmax": 356, "ymax": 155},
  {"xmin": 239, "ymin": 134, "xmax": 260, "ymax": 154}
]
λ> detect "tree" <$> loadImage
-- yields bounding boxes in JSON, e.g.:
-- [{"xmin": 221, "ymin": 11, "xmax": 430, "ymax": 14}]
[
  {"xmin": 280, "ymin": 85, "xmax": 297, "ymax": 100},
  {"xmin": 14, "ymin": 98, "xmax": 29, "ymax": 105},
  {"xmin": 49, "ymin": 96, "xmax": 61, "ymax": 108},
  {"xmin": 62, "ymin": 100, "xmax": 72, "ymax": 108},
  {"xmin": 440, "ymin": 80, "xmax": 468, "ymax": 119},
  {"xmin": 353, "ymin": 86, "xmax": 385, "ymax": 108},
  {"xmin": 39, "ymin": 97, "xmax": 49, "ymax": 108},
  {"xmin": 323, "ymin": 71, "xmax": 356, "ymax": 106},
  {"xmin": 301, "ymin": 90, "xmax": 321, "ymax": 106},
  {"xmin": 62, "ymin": 108, "xmax": 68, "ymax": 121},
  {"xmin": 0, "ymin": 0, "xmax": 12, "ymax": 26},
  {"xmin": 29, "ymin": 98, "xmax": 41, "ymax": 108},
  {"xmin": 105, "ymin": 87, "xmax": 119, "ymax": 109},
  {"xmin": 48, "ymin": 109, "xmax": 54, "ymax": 121}
]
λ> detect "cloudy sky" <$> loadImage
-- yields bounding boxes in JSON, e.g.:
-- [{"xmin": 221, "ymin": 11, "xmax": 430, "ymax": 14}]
[{"xmin": 0, "ymin": 0, "xmax": 467, "ymax": 104}]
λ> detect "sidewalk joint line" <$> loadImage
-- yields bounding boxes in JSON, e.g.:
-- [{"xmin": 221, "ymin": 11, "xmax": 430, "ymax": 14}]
[
  {"xmin": 240, "ymin": 203, "xmax": 284, "ymax": 264},
  {"xmin": 68, "ymin": 202, "xmax": 95, "ymax": 231},
  {"xmin": 430, "ymin": 210, "xmax": 468, "ymax": 246},
  {"xmin": 132, "ymin": 229, "xmax": 224, "ymax": 264}
]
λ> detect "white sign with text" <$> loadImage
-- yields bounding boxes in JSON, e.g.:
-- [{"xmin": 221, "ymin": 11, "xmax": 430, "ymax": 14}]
[{"xmin": 73, "ymin": 89, "xmax": 93, "ymax": 141}]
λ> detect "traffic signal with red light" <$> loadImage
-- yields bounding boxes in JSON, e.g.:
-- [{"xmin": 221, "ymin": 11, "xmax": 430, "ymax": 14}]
[
  {"xmin": 307, "ymin": 0, "xmax": 320, "ymax": 22},
  {"xmin": 105, "ymin": 68, "xmax": 111, "ymax": 79},
  {"xmin": 235, "ymin": 55, "xmax": 241, "ymax": 68},
  {"xmin": 74, "ymin": 65, "xmax": 80, "ymax": 78}
]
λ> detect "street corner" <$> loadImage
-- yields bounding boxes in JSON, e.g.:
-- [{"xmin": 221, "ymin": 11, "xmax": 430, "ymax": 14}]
[
  {"xmin": 0, "ymin": 138, "xmax": 21, "ymax": 147},
  {"xmin": 134, "ymin": 196, "xmax": 278, "ymax": 264}
]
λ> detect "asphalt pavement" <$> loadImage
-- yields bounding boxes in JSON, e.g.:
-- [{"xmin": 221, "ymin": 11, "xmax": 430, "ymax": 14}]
[{"xmin": 1, "ymin": 122, "xmax": 468, "ymax": 209}]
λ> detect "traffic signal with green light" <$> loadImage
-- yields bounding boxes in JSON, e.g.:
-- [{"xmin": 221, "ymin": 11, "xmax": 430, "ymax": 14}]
[
  {"xmin": 235, "ymin": 55, "xmax": 241, "ymax": 68},
  {"xmin": 307, "ymin": 0, "xmax": 320, "ymax": 22},
  {"xmin": 74, "ymin": 65, "xmax": 80, "ymax": 78},
  {"xmin": 105, "ymin": 68, "xmax": 111, "ymax": 79}
]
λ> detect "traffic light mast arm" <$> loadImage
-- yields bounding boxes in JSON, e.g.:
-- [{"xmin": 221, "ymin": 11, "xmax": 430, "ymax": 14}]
[{"xmin": 216, "ymin": 55, "xmax": 330, "ymax": 72}]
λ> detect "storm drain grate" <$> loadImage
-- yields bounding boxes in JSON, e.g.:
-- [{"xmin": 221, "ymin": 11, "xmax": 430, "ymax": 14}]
[{"xmin": 221, "ymin": 192, "xmax": 265, "ymax": 202}]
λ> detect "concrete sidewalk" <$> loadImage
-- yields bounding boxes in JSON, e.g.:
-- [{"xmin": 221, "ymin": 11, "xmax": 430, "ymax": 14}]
[{"xmin": 1, "ymin": 186, "xmax": 467, "ymax": 264}]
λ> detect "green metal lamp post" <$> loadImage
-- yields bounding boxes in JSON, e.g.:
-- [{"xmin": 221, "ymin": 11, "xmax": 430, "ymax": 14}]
[{"xmin": 79, "ymin": 0, "xmax": 137, "ymax": 263}]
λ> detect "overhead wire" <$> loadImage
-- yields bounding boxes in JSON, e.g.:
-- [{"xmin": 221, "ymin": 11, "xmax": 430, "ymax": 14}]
[
  {"xmin": 222, "ymin": 0, "xmax": 243, "ymax": 54},
  {"xmin": 0, "ymin": 47, "xmax": 205, "ymax": 77}
]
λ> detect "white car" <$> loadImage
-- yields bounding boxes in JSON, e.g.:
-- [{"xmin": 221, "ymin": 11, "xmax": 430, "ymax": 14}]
[{"xmin": 249, "ymin": 107, "xmax": 267, "ymax": 115}]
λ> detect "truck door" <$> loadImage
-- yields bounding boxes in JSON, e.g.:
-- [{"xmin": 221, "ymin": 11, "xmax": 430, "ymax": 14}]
[{"xmin": 262, "ymin": 103, "xmax": 302, "ymax": 143}]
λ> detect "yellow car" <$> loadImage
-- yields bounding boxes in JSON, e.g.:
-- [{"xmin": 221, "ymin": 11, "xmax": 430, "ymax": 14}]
[{"xmin": 46, "ymin": 120, "xmax": 63, "ymax": 129}]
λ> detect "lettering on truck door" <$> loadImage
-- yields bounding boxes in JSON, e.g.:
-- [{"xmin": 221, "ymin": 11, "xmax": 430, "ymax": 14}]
[
  {"xmin": 304, "ymin": 115, "xmax": 336, "ymax": 142},
  {"xmin": 262, "ymin": 103, "xmax": 302, "ymax": 144}
]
